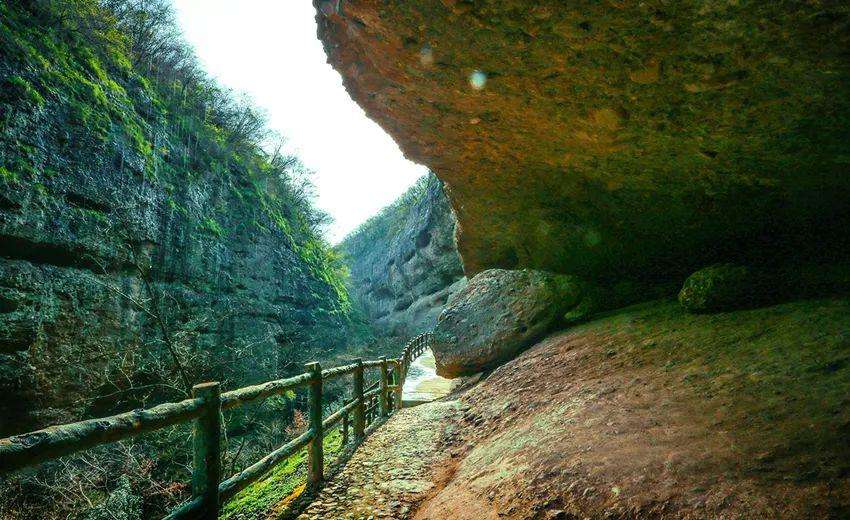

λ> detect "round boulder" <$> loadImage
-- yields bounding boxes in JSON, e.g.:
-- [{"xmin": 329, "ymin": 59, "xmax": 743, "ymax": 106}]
[
  {"xmin": 678, "ymin": 263, "xmax": 753, "ymax": 313},
  {"xmin": 432, "ymin": 269, "xmax": 582, "ymax": 378}
]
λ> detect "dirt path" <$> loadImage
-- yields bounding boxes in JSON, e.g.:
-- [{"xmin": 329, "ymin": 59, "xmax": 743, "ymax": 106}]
[{"xmin": 294, "ymin": 400, "xmax": 459, "ymax": 520}]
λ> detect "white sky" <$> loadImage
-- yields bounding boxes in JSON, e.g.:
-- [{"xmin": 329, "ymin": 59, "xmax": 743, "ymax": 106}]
[{"xmin": 172, "ymin": 0, "xmax": 427, "ymax": 243}]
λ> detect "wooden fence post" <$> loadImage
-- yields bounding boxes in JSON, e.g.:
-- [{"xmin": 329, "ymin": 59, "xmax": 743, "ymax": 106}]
[
  {"xmin": 342, "ymin": 414, "xmax": 349, "ymax": 445},
  {"xmin": 192, "ymin": 382, "xmax": 221, "ymax": 520},
  {"xmin": 305, "ymin": 362, "xmax": 323, "ymax": 488},
  {"xmin": 379, "ymin": 356, "xmax": 390, "ymax": 417},
  {"xmin": 394, "ymin": 361, "xmax": 404, "ymax": 410},
  {"xmin": 353, "ymin": 358, "xmax": 365, "ymax": 442}
]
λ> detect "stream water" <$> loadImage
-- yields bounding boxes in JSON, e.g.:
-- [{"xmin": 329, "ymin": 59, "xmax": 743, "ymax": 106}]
[{"xmin": 402, "ymin": 348, "xmax": 453, "ymax": 403}]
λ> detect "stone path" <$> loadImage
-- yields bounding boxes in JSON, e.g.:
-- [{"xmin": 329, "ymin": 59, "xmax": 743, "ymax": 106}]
[{"xmin": 295, "ymin": 400, "xmax": 459, "ymax": 520}]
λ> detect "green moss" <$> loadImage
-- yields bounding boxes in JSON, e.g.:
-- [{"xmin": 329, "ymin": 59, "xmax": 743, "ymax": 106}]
[
  {"xmin": 221, "ymin": 427, "xmax": 346, "ymax": 519},
  {"xmin": 200, "ymin": 217, "xmax": 226, "ymax": 238},
  {"xmin": 5, "ymin": 75, "xmax": 45, "ymax": 107},
  {"xmin": 0, "ymin": 166, "xmax": 19, "ymax": 183},
  {"xmin": 582, "ymin": 298, "xmax": 850, "ymax": 479}
]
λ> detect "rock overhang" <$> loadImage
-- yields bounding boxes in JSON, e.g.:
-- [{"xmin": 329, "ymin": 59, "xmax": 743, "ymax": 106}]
[{"xmin": 315, "ymin": 0, "xmax": 850, "ymax": 284}]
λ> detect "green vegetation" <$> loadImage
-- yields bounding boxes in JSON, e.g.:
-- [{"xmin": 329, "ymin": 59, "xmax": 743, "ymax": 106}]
[
  {"xmin": 340, "ymin": 172, "xmax": 433, "ymax": 257},
  {"xmin": 0, "ymin": 0, "xmax": 354, "ymax": 337},
  {"xmin": 0, "ymin": 1, "xmax": 375, "ymax": 519},
  {"xmin": 221, "ymin": 427, "xmax": 346, "ymax": 519}
]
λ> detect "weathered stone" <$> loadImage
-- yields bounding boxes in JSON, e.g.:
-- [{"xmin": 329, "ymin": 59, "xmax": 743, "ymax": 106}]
[
  {"xmin": 678, "ymin": 263, "xmax": 753, "ymax": 313},
  {"xmin": 339, "ymin": 174, "xmax": 466, "ymax": 337},
  {"xmin": 432, "ymin": 269, "xmax": 582, "ymax": 377},
  {"xmin": 316, "ymin": 1, "xmax": 850, "ymax": 287},
  {"xmin": 0, "ymin": 4, "xmax": 354, "ymax": 435}
]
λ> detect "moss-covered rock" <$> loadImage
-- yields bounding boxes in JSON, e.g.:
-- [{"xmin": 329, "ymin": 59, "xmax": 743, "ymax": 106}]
[
  {"xmin": 0, "ymin": 0, "xmax": 358, "ymax": 435},
  {"xmin": 678, "ymin": 263, "xmax": 753, "ymax": 313},
  {"xmin": 79, "ymin": 476, "xmax": 141, "ymax": 520}
]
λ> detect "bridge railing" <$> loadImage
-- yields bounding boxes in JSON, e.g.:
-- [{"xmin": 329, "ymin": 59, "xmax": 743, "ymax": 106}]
[{"xmin": 0, "ymin": 332, "xmax": 434, "ymax": 519}]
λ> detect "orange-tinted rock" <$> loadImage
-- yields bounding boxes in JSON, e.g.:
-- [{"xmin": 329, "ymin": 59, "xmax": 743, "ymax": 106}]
[
  {"xmin": 315, "ymin": 1, "xmax": 850, "ymax": 282},
  {"xmin": 432, "ymin": 269, "xmax": 582, "ymax": 377}
]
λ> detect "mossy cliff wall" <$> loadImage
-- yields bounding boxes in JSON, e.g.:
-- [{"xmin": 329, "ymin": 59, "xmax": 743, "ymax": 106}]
[
  {"xmin": 315, "ymin": 0, "xmax": 850, "ymax": 284},
  {"xmin": 0, "ymin": 1, "xmax": 354, "ymax": 435},
  {"xmin": 338, "ymin": 173, "xmax": 465, "ymax": 337}
]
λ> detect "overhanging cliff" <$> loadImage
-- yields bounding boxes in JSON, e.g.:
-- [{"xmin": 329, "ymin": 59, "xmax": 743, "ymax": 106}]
[{"xmin": 315, "ymin": 0, "xmax": 850, "ymax": 282}]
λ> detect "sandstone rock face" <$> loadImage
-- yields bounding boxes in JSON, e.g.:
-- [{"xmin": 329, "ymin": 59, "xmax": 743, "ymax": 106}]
[
  {"xmin": 339, "ymin": 174, "xmax": 466, "ymax": 337},
  {"xmin": 432, "ymin": 269, "xmax": 582, "ymax": 377},
  {"xmin": 316, "ymin": 1, "xmax": 850, "ymax": 283}
]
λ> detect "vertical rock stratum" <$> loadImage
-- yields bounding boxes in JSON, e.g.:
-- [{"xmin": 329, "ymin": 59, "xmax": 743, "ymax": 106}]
[
  {"xmin": 338, "ymin": 174, "xmax": 465, "ymax": 337},
  {"xmin": 0, "ymin": 1, "xmax": 354, "ymax": 435}
]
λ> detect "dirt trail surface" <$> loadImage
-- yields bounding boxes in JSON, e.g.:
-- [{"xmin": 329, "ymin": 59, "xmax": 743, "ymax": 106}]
[
  {"xmin": 294, "ymin": 400, "xmax": 460, "ymax": 520},
  {"xmin": 418, "ymin": 298, "xmax": 850, "ymax": 519}
]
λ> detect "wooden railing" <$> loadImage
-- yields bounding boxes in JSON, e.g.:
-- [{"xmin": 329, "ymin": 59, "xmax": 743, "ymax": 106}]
[{"xmin": 0, "ymin": 332, "xmax": 434, "ymax": 519}]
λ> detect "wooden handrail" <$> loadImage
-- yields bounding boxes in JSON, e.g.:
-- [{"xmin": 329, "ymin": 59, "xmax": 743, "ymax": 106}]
[{"xmin": 0, "ymin": 334, "xmax": 435, "ymax": 519}]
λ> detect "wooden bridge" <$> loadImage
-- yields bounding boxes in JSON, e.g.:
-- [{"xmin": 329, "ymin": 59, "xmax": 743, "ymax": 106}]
[{"xmin": 0, "ymin": 333, "xmax": 433, "ymax": 519}]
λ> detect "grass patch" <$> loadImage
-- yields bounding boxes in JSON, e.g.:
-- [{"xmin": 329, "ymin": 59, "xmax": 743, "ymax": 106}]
[{"xmin": 221, "ymin": 427, "xmax": 346, "ymax": 520}]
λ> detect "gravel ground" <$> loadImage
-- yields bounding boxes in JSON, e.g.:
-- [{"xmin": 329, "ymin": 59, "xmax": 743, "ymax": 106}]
[{"xmin": 295, "ymin": 400, "xmax": 459, "ymax": 520}]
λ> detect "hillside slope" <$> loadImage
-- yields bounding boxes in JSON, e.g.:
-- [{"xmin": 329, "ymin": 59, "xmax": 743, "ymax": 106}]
[
  {"xmin": 418, "ymin": 298, "xmax": 850, "ymax": 518},
  {"xmin": 339, "ymin": 173, "xmax": 465, "ymax": 337},
  {"xmin": 0, "ymin": 0, "xmax": 354, "ymax": 434}
]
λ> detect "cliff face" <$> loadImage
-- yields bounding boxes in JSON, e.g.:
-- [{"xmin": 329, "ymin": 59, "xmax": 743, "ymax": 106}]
[
  {"xmin": 338, "ymin": 174, "xmax": 465, "ymax": 337},
  {"xmin": 0, "ymin": 2, "xmax": 353, "ymax": 435},
  {"xmin": 315, "ymin": 0, "xmax": 850, "ymax": 284}
]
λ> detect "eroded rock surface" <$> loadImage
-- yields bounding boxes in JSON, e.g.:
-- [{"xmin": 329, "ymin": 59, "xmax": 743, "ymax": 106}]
[
  {"xmin": 432, "ymin": 269, "xmax": 582, "ymax": 377},
  {"xmin": 316, "ymin": 0, "xmax": 850, "ymax": 283},
  {"xmin": 678, "ymin": 263, "xmax": 753, "ymax": 313},
  {"xmin": 419, "ymin": 299, "xmax": 850, "ymax": 518},
  {"xmin": 339, "ymin": 174, "xmax": 466, "ymax": 337}
]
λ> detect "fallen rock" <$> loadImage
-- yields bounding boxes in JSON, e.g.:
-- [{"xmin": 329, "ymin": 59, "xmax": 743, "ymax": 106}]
[
  {"xmin": 432, "ymin": 269, "xmax": 582, "ymax": 377},
  {"xmin": 678, "ymin": 263, "xmax": 753, "ymax": 313}
]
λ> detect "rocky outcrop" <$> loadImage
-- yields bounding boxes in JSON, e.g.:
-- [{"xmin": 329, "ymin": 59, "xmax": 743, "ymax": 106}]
[
  {"xmin": 0, "ymin": 2, "xmax": 354, "ymax": 436},
  {"xmin": 339, "ymin": 174, "xmax": 465, "ymax": 337},
  {"xmin": 421, "ymin": 298, "xmax": 850, "ymax": 518},
  {"xmin": 315, "ymin": 1, "xmax": 850, "ymax": 286},
  {"xmin": 432, "ymin": 269, "xmax": 582, "ymax": 377},
  {"xmin": 678, "ymin": 261, "xmax": 850, "ymax": 314}
]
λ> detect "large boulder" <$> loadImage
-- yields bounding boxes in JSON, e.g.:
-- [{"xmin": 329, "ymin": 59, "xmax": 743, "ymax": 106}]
[
  {"xmin": 432, "ymin": 269, "xmax": 582, "ymax": 377},
  {"xmin": 680, "ymin": 261, "xmax": 850, "ymax": 313}
]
